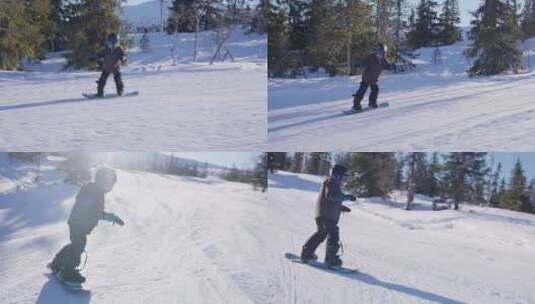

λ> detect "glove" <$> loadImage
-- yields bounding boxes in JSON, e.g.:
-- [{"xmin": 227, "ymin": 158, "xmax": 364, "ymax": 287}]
[
  {"xmin": 103, "ymin": 212, "xmax": 124, "ymax": 226},
  {"xmin": 346, "ymin": 194, "xmax": 356, "ymax": 201},
  {"xmin": 90, "ymin": 52, "xmax": 97, "ymax": 62},
  {"xmin": 341, "ymin": 205, "xmax": 352, "ymax": 213}
]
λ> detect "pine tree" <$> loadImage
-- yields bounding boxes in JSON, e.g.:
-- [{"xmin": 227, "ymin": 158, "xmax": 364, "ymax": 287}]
[
  {"xmin": 346, "ymin": 153, "xmax": 396, "ymax": 197},
  {"xmin": 409, "ymin": 0, "xmax": 439, "ymax": 48},
  {"xmin": 0, "ymin": 0, "xmax": 50, "ymax": 70},
  {"xmin": 500, "ymin": 159, "xmax": 530, "ymax": 211},
  {"xmin": 465, "ymin": 0, "xmax": 522, "ymax": 76},
  {"xmin": 293, "ymin": 152, "xmax": 305, "ymax": 173},
  {"xmin": 252, "ymin": 153, "xmax": 267, "ymax": 192},
  {"xmin": 428, "ymin": 152, "xmax": 441, "ymax": 197},
  {"xmin": 521, "ymin": 0, "xmax": 535, "ymax": 37},
  {"xmin": 65, "ymin": 0, "xmax": 123, "ymax": 70},
  {"xmin": 306, "ymin": 152, "xmax": 331, "ymax": 175},
  {"xmin": 442, "ymin": 152, "xmax": 488, "ymax": 210},
  {"xmin": 249, "ymin": 0, "xmax": 270, "ymax": 33},
  {"xmin": 489, "ymin": 162, "xmax": 502, "ymax": 206},
  {"xmin": 438, "ymin": 0, "xmax": 461, "ymax": 45}
]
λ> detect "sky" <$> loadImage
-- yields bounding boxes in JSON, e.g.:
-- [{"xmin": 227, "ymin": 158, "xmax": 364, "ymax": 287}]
[
  {"xmin": 172, "ymin": 152, "xmax": 261, "ymax": 170},
  {"xmin": 491, "ymin": 152, "xmax": 535, "ymax": 181}
]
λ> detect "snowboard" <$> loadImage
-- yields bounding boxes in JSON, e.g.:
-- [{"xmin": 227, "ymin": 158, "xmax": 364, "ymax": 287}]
[
  {"xmin": 82, "ymin": 91, "xmax": 139, "ymax": 99},
  {"xmin": 343, "ymin": 102, "xmax": 389, "ymax": 115},
  {"xmin": 285, "ymin": 252, "xmax": 358, "ymax": 274},
  {"xmin": 46, "ymin": 264, "xmax": 89, "ymax": 292}
]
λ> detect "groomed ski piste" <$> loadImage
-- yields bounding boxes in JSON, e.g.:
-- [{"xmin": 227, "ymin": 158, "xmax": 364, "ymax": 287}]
[
  {"xmin": 268, "ymin": 38, "xmax": 535, "ymax": 151},
  {"xmin": 268, "ymin": 171, "xmax": 535, "ymax": 304},
  {"xmin": 0, "ymin": 155, "xmax": 273, "ymax": 304},
  {"xmin": 0, "ymin": 29, "xmax": 266, "ymax": 150}
]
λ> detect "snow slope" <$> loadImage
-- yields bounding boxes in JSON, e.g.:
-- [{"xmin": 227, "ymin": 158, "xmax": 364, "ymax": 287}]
[
  {"xmin": 0, "ymin": 157, "xmax": 272, "ymax": 303},
  {"xmin": 268, "ymin": 40, "xmax": 535, "ymax": 151},
  {"xmin": 0, "ymin": 30, "xmax": 266, "ymax": 150},
  {"xmin": 267, "ymin": 171, "xmax": 535, "ymax": 303}
]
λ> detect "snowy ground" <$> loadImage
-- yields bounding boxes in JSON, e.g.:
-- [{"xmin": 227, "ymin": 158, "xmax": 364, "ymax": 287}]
[
  {"xmin": 0, "ymin": 30, "xmax": 266, "ymax": 150},
  {"xmin": 268, "ymin": 39, "xmax": 535, "ymax": 151},
  {"xmin": 267, "ymin": 171, "xmax": 535, "ymax": 303},
  {"xmin": 0, "ymin": 156, "xmax": 272, "ymax": 304}
]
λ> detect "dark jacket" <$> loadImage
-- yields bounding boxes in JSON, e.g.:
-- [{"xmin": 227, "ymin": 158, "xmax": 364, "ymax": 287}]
[
  {"xmin": 68, "ymin": 183, "xmax": 106, "ymax": 235},
  {"xmin": 98, "ymin": 45, "xmax": 126, "ymax": 73},
  {"xmin": 362, "ymin": 53, "xmax": 391, "ymax": 85},
  {"xmin": 315, "ymin": 178, "xmax": 349, "ymax": 223}
]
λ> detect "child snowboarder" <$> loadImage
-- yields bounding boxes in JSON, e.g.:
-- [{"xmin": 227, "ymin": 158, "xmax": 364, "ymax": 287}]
[
  {"xmin": 352, "ymin": 43, "xmax": 393, "ymax": 112},
  {"xmin": 300, "ymin": 164, "xmax": 356, "ymax": 268},
  {"xmin": 94, "ymin": 33, "xmax": 126, "ymax": 97},
  {"xmin": 48, "ymin": 168, "xmax": 124, "ymax": 285}
]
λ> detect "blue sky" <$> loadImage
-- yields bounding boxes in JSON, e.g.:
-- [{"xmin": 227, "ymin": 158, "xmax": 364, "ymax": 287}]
[
  {"xmin": 172, "ymin": 152, "xmax": 261, "ymax": 170},
  {"xmin": 491, "ymin": 152, "xmax": 535, "ymax": 181}
]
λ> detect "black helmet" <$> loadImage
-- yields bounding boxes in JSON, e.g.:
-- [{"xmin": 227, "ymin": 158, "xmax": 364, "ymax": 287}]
[
  {"xmin": 95, "ymin": 167, "xmax": 117, "ymax": 189},
  {"xmin": 331, "ymin": 164, "xmax": 349, "ymax": 178},
  {"xmin": 375, "ymin": 43, "xmax": 388, "ymax": 55},
  {"xmin": 107, "ymin": 33, "xmax": 119, "ymax": 44}
]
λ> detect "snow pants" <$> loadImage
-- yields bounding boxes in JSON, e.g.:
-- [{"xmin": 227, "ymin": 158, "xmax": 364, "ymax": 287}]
[
  {"xmin": 52, "ymin": 225, "xmax": 87, "ymax": 274},
  {"xmin": 97, "ymin": 68, "xmax": 124, "ymax": 96},
  {"xmin": 353, "ymin": 81, "xmax": 379, "ymax": 107},
  {"xmin": 303, "ymin": 217, "xmax": 340, "ymax": 260}
]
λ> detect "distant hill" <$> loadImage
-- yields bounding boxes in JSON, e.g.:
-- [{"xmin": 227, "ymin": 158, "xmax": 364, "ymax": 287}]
[{"xmin": 120, "ymin": 0, "xmax": 171, "ymax": 27}]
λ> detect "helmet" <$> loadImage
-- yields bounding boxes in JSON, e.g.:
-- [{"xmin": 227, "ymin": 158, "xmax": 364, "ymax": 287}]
[
  {"xmin": 95, "ymin": 167, "xmax": 117, "ymax": 190},
  {"xmin": 330, "ymin": 164, "xmax": 349, "ymax": 178},
  {"xmin": 375, "ymin": 43, "xmax": 387, "ymax": 55},
  {"xmin": 107, "ymin": 33, "xmax": 119, "ymax": 44}
]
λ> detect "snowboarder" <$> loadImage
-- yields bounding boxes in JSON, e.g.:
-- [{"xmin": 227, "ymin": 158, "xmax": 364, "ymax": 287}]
[
  {"xmin": 352, "ymin": 43, "xmax": 393, "ymax": 111},
  {"xmin": 48, "ymin": 168, "xmax": 124, "ymax": 285},
  {"xmin": 93, "ymin": 33, "xmax": 126, "ymax": 97},
  {"xmin": 300, "ymin": 164, "xmax": 356, "ymax": 268}
]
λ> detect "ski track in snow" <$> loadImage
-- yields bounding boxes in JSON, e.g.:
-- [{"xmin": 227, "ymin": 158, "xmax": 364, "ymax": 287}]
[
  {"xmin": 267, "ymin": 171, "xmax": 535, "ymax": 304},
  {"xmin": 0, "ymin": 161, "xmax": 274, "ymax": 303},
  {"xmin": 0, "ymin": 31, "xmax": 267, "ymax": 150},
  {"xmin": 268, "ymin": 40, "xmax": 535, "ymax": 151}
]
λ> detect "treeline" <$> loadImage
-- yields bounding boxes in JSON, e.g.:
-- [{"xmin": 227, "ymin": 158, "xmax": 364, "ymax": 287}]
[
  {"xmin": 268, "ymin": 0, "xmax": 535, "ymax": 78},
  {"xmin": 268, "ymin": 0, "xmax": 461, "ymax": 77},
  {"xmin": 220, "ymin": 153, "xmax": 267, "ymax": 192},
  {"xmin": 268, "ymin": 152, "xmax": 535, "ymax": 214},
  {"xmin": 166, "ymin": 0, "xmax": 269, "ymax": 34},
  {"xmin": 5, "ymin": 152, "xmax": 267, "ymax": 192}
]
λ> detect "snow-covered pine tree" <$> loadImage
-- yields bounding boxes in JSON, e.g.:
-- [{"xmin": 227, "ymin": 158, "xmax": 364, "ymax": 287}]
[{"xmin": 465, "ymin": 0, "xmax": 522, "ymax": 76}]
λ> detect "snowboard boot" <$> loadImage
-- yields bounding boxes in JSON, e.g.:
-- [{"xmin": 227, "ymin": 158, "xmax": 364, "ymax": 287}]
[
  {"xmin": 300, "ymin": 246, "xmax": 318, "ymax": 263},
  {"xmin": 60, "ymin": 269, "xmax": 86, "ymax": 284},
  {"xmin": 325, "ymin": 254, "xmax": 343, "ymax": 268},
  {"xmin": 117, "ymin": 88, "xmax": 123, "ymax": 96},
  {"xmin": 47, "ymin": 261, "xmax": 60, "ymax": 274},
  {"xmin": 369, "ymin": 102, "xmax": 378, "ymax": 109},
  {"xmin": 352, "ymin": 95, "xmax": 363, "ymax": 111}
]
